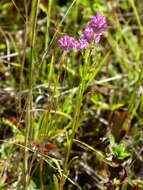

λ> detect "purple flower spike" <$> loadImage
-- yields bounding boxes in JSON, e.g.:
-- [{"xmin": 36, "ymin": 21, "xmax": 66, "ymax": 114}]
[
  {"xmin": 75, "ymin": 39, "xmax": 88, "ymax": 50},
  {"xmin": 58, "ymin": 35, "xmax": 76, "ymax": 50},
  {"xmin": 83, "ymin": 27, "xmax": 94, "ymax": 42},
  {"xmin": 89, "ymin": 13, "xmax": 107, "ymax": 33}
]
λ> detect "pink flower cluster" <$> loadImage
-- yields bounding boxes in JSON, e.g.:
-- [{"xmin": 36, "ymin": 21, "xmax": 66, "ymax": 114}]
[{"xmin": 58, "ymin": 13, "xmax": 107, "ymax": 51}]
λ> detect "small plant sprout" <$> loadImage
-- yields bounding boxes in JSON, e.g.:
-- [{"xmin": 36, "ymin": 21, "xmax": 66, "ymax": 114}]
[{"xmin": 108, "ymin": 135, "xmax": 131, "ymax": 160}]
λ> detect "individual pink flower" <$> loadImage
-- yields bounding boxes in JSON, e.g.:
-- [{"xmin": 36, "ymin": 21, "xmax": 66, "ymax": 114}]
[
  {"xmin": 83, "ymin": 27, "xmax": 102, "ymax": 44},
  {"xmin": 58, "ymin": 35, "xmax": 76, "ymax": 50},
  {"xmin": 75, "ymin": 39, "xmax": 89, "ymax": 50},
  {"xmin": 89, "ymin": 13, "xmax": 107, "ymax": 33},
  {"xmin": 83, "ymin": 27, "xmax": 94, "ymax": 42}
]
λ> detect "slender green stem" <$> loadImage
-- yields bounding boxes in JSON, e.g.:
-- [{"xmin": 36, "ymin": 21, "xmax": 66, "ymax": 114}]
[
  {"xmin": 28, "ymin": 0, "xmax": 40, "ymax": 140},
  {"xmin": 24, "ymin": 0, "xmax": 40, "ymax": 188},
  {"xmin": 19, "ymin": 0, "xmax": 29, "ymax": 115},
  {"xmin": 128, "ymin": 0, "xmax": 143, "ymax": 35},
  {"xmin": 45, "ymin": 0, "xmax": 52, "ymax": 49},
  {"xmin": 40, "ymin": 157, "xmax": 44, "ymax": 190},
  {"xmin": 59, "ymin": 50, "xmax": 90, "ymax": 189},
  {"xmin": 127, "ymin": 63, "xmax": 143, "ymax": 119},
  {"xmin": 41, "ymin": 0, "xmax": 52, "ymax": 77}
]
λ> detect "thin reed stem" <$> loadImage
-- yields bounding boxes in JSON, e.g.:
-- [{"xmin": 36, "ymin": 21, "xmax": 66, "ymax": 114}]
[{"xmin": 24, "ymin": 0, "xmax": 40, "ymax": 188}]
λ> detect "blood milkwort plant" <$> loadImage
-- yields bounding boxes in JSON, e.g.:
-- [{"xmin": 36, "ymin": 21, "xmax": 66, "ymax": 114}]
[{"xmin": 58, "ymin": 13, "xmax": 107, "ymax": 190}]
